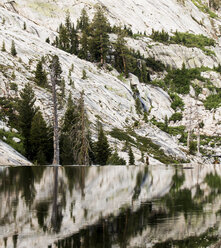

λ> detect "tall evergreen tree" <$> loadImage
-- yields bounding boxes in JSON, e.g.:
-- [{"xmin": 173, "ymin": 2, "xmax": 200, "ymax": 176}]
[
  {"xmin": 35, "ymin": 60, "xmax": 47, "ymax": 87},
  {"xmin": 1, "ymin": 41, "xmax": 6, "ymax": 52},
  {"xmin": 60, "ymin": 93, "xmax": 78, "ymax": 165},
  {"xmin": 17, "ymin": 83, "xmax": 37, "ymax": 159},
  {"xmin": 107, "ymin": 149, "xmax": 126, "ymax": 165},
  {"xmin": 95, "ymin": 123, "xmax": 110, "ymax": 165},
  {"xmin": 69, "ymin": 24, "xmax": 79, "ymax": 55},
  {"xmin": 79, "ymin": 31, "xmax": 89, "ymax": 60},
  {"xmin": 114, "ymin": 30, "xmax": 129, "ymax": 76},
  {"xmin": 77, "ymin": 8, "xmax": 90, "ymax": 32},
  {"xmin": 89, "ymin": 6, "xmax": 110, "ymax": 64},
  {"xmin": 60, "ymin": 24, "xmax": 69, "ymax": 51},
  {"xmin": 128, "ymin": 146, "xmax": 135, "ymax": 165},
  {"xmin": 73, "ymin": 91, "xmax": 90, "ymax": 165},
  {"xmin": 30, "ymin": 111, "xmax": 52, "ymax": 164},
  {"xmin": 11, "ymin": 40, "xmax": 17, "ymax": 56}
]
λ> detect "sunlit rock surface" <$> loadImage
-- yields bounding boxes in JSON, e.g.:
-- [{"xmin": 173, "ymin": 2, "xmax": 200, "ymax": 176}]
[
  {"xmin": 0, "ymin": 140, "xmax": 31, "ymax": 165},
  {"xmin": 0, "ymin": 1, "xmax": 221, "ymax": 161}
]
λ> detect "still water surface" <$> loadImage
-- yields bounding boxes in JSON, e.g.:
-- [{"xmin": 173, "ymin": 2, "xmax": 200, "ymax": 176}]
[{"xmin": 0, "ymin": 164, "xmax": 221, "ymax": 248}]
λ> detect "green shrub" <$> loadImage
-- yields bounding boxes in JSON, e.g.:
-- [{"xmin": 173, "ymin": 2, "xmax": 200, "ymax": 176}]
[
  {"xmin": 169, "ymin": 112, "xmax": 183, "ymax": 122},
  {"xmin": 189, "ymin": 141, "xmax": 197, "ymax": 155},
  {"xmin": 150, "ymin": 29, "xmax": 216, "ymax": 56},
  {"xmin": 110, "ymin": 128, "xmax": 182, "ymax": 164},
  {"xmin": 204, "ymin": 91, "xmax": 221, "ymax": 110},
  {"xmin": 165, "ymin": 66, "xmax": 207, "ymax": 94},
  {"xmin": 170, "ymin": 93, "xmax": 184, "ymax": 110}
]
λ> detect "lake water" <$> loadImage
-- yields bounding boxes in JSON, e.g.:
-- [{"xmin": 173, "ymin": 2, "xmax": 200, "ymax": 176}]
[{"xmin": 0, "ymin": 164, "xmax": 221, "ymax": 248}]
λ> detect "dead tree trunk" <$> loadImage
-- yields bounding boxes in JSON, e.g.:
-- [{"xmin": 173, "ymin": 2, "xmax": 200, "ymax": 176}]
[{"xmin": 51, "ymin": 57, "xmax": 60, "ymax": 165}]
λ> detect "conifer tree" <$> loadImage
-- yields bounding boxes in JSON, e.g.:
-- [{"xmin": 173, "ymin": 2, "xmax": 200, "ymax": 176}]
[
  {"xmin": 128, "ymin": 146, "xmax": 135, "ymax": 165},
  {"xmin": 89, "ymin": 6, "xmax": 110, "ymax": 64},
  {"xmin": 73, "ymin": 91, "xmax": 90, "ymax": 165},
  {"xmin": 114, "ymin": 30, "xmax": 129, "ymax": 76},
  {"xmin": 107, "ymin": 149, "xmax": 126, "ymax": 165},
  {"xmin": 79, "ymin": 31, "xmax": 89, "ymax": 60},
  {"xmin": 58, "ymin": 24, "xmax": 69, "ymax": 51},
  {"xmin": 11, "ymin": 40, "xmax": 17, "ymax": 56},
  {"xmin": 95, "ymin": 123, "xmax": 110, "ymax": 165},
  {"xmin": 69, "ymin": 24, "xmax": 79, "ymax": 55},
  {"xmin": 35, "ymin": 60, "xmax": 47, "ymax": 87},
  {"xmin": 61, "ymin": 92, "xmax": 91, "ymax": 165},
  {"xmin": 23, "ymin": 22, "xmax": 26, "ymax": 30},
  {"xmin": 17, "ymin": 83, "xmax": 37, "ymax": 159},
  {"xmin": 30, "ymin": 111, "xmax": 51, "ymax": 164},
  {"xmin": 77, "ymin": 8, "xmax": 90, "ymax": 32},
  {"xmin": 65, "ymin": 12, "xmax": 72, "ymax": 34},
  {"xmin": 1, "ymin": 41, "xmax": 6, "ymax": 52},
  {"xmin": 60, "ymin": 93, "xmax": 78, "ymax": 165}
]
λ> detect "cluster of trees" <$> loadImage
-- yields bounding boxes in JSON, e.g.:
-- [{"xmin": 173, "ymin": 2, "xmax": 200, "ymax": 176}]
[
  {"xmin": 16, "ymin": 82, "xmax": 127, "ymax": 165},
  {"xmin": 52, "ymin": 7, "xmax": 154, "ymax": 83},
  {"xmin": 60, "ymin": 92, "xmax": 127, "ymax": 165},
  {"xmin": 17, "ymin": 83, "xmax": 53, "ymax": 164}
]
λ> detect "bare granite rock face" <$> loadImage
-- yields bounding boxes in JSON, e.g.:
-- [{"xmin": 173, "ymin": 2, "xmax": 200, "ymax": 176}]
[
  {"xmin": 0, "ymin": 0, "xmax": 220, "ymax": 163},
  {"xmin": 0, "ymin": 140, "xmax": 32, "ymax": 165}
]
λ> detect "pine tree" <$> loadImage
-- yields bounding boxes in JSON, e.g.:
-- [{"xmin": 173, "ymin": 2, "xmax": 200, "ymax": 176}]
[
  {"xmin": 79, "ymin": 31, "xmax": 89, "ymax": 60},
  {"xmin": 95, "ymin": 123, "xmax": 110, "ymax": 165},
  {"xmin": 23, "ymin": 22, "xmax": 26, "ymax": 30},
  {"xmin": 17, "ymin": 83, "xmax": 37, "ymax": 159},
  {"xmin": 35, "ymin": 61, "xmax": 47, "ymax": 87},
  {"xmin": 58, "ymin": 24, "xmax": 69, "ymax": 51},
  {"xmin": 77, "ymin": 8, "xmax": 90, "ymax": 32},
  {"xmin": 30, "ymin": 111, "xmax": 51, "ymax": 164},
  {"xmin": 89, "ymin": 6, "xmax": 110, "ymax": 64},
  {"xmin": 107, "ymin": 149, "xmax": 126, "ymax": 165},
  {"xmin": 60, "ymin": 93, "xmax": 78, "ymax": 165},
  {"xmin": 114, "ymin": 30, "xmax": 129, "ymax": 76},
  {"xmin": 128, "ymin": 146, "xmax": 135, "ymax": 165},
  {"xmin": 1, "ymin": 41, "xmax": 6, "ymax": 52},
  {"xmin": 50, "ymin": 55, "xmax": 62, "ymax": 86},
  {"xmin": 65, "ymin": 12, "xmax": 72, "ymax": 34},
  {"xmin": 73, "ymin": 91, "xmax": 90, "ymax": 165},
  {"xmin": 60, "ymin": 92, "xmax": 91, "ymax": 165},
  {"xmin": 69, "ymin": 24, "xmax": 79, "ymax": 55},
  {"xmin": 82, "ymin": 69, "xmax": 87, "ymax": 79},
  {"xmin": 11, "ymin": 40, "xmax": 17, "ymax": 56}
]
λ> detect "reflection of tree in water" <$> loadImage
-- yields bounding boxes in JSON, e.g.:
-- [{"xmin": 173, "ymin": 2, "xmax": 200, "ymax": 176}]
[
  {"xmin": 36, "ymin": 201, "xmax": 50, "ymax": 232},
  {"xmin": 12, "ymin": 233, "xmax": 18, "ymax": 248},
  {"xmin": 64, "ymin": 167, "xmax": 88, "ymax": 197},
  {"xmin": 132, "ymin": 165, "xmax": 149, "ymax": 201},
  {"xmin": 51, "ymin": 167, "xmax": 63, "ymax": 233},
  {"xmin": 0, "ymin": 166, "xmax": 46, "ymax": 227},
  {"xmin": 51, "ymin": 200, "xmax": 164, "ymax": 248}
]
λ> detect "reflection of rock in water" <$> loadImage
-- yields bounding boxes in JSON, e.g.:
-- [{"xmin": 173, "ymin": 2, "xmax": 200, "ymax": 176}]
[{"xmin": 0, "ymin": 165, "xmax": 221, "ymax": 247}]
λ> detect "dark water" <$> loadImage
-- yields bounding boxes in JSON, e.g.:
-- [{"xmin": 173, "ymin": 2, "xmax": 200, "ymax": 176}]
[{"xmin": 0, "ymin": 164, "xmax": 221, "ymax": 248}]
